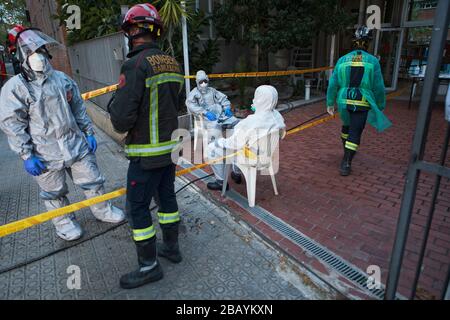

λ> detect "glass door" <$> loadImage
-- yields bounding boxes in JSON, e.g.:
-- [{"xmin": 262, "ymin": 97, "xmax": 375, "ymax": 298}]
[{"xmin": 374, "ymin": 28, "xmax": 404, "ymax": 91}]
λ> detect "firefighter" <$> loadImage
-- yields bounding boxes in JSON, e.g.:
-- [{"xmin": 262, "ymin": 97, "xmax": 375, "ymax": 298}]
[
  {"xmin": 109, "ymin": 3, "xmax": 185, "ymax": 289},
  {"xmin": 6, "ymin": 25, "xmax": 24, "ymax": 75},
  {"xmin": 327, "ymin": 26, "xmax": 391, "ymax": 176}
]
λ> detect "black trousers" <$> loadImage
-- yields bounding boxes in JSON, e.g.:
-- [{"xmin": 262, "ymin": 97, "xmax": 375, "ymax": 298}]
[
  {"xmin": 341, "ymin": 109, "xmax": 369, "ymax": 152},
  {"xmin": 126, "ymin": 161, "xmax": 179, "ymax": 242}
]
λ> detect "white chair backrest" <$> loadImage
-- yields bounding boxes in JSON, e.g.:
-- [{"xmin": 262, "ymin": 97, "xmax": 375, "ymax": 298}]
[
  {"xmin": 237, "ymin": 129, "xmax": 282, "ymax": 167},
  {"xmin": 193, "ymin": 114, "xmax": 205, "ymax": 130}
]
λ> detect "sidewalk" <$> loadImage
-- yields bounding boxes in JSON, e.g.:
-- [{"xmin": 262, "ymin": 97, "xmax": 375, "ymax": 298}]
[
  {"xmin": 193, "ymin": 99, "xmax": 450, "ymax": 299},
  {"xmin": 0, "ymin": 126, "xmax": 339, "ymax": 300}
]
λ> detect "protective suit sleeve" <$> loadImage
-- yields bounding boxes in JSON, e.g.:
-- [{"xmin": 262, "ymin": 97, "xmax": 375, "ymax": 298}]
[
  {"xmin": 215, "ymin": 127, "xmax": 248, "ymax": 151},
  {"xmin": 373, "ymin": 59, "xmax": 386, "ymax": 111},
  {"xmin": 109, "ymin": 60, "xmax": 145, "ymax": 133},
  {"xmin": 185, "ymin": 90, "xmax": 205, "ymax": 115},
  {"xmin": 0, "ymin": 81, "xmax": 33, "ymax": 160},
  {"xmin": 327, "ymin": 62, "xmax": 340, "ymax": 107},
  {"xmin": 68, "ymin": 77, "xmax": 94, "ymax": 136},
  {"xmin": 213, "ymin": 89, "xmax": 231, "ymax": 109}
]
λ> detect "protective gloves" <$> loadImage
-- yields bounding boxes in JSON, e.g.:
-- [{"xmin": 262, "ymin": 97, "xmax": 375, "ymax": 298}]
[
  {"xmin": 224, "ymin": 107, "xmax": 233, "ymax": 117},
  {"xmin": 86, "ymin": 135, "xmax": 97, "ymax": 153},
  {"xmin": 327, "ymin": 106, "xmax": 335, "ymax": 116},
  {"xmin": 24, "ymin": 155, "xmax": 46, "ymax": 177},
  {"xmin": 205, "ymin": 111, "xmax": 217, "ymax": 121}
]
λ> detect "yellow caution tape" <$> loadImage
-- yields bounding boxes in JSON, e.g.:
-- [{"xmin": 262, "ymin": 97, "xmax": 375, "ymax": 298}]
[
  {"xmin": 0, "ymin": 189, "xmax": 126, "ymax": 238},
  {"xmin": 81, "ymin": 84, "xmax": 119, "ymax": 101},
  {"xmin": 0, "ymin": 68, "xmax": 404, "ymax": 238},
  {"xmin": 185, "ymin": 66, "xmax": 333, "ymax": 79},
  {"xmin": 287, "ymin": 114, "xmax": 338, "ymax": 136},
  {"xmin": 78, "ymin": 66, "xmax": 333, "ymax": 101}
]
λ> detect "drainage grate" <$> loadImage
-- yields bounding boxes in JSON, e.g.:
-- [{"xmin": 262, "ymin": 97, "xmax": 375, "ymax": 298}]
[{"xmin": 179, "ymin": 163, "xmax": 396, "ymax": 300}]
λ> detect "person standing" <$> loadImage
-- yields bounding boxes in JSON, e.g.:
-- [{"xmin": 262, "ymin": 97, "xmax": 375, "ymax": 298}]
[
  {"xmin": 0, "ymin": 28, "xmax": 125, "ymax": 241},
  {"xmin": 327, "ymin": 26, "xmax": 391, "ymax": 176},
  {"xmin": 109, "ymin": 3, "xmax": 184, "ymax": 289}
]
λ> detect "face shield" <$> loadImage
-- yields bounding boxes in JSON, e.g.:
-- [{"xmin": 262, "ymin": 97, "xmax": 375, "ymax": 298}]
[
  {"xmin": 16, "ymin": 29, "xmax": 63, "ymax": 78},
  {"xmin": 16, "ymin": 29, "xmax": 61, "ymax": 62}
]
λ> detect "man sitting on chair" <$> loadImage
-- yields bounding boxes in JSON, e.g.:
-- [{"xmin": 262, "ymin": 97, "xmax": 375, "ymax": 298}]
[
  {"xmin": 206, "ymin": 85, "xmax": 286, "ymax": 191},
  {"xmin": 186, "ymin": 70, "xmax": 239, "ymax": 143}
]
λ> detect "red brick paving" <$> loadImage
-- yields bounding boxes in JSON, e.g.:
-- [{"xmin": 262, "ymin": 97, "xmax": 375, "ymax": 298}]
[{"xmin": 183, "ymin": 99, "xmax": 450, "ymax": 299}]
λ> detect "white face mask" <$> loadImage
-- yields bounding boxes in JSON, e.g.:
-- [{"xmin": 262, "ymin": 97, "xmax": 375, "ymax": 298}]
[{"xmin": 28, "ymin": 52, "xmax": 47, "ymax": 72}]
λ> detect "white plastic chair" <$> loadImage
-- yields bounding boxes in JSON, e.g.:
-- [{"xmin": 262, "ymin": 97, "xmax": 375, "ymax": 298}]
[
  {"xmin": 193, "ymin": 114, "xmax": 205, "ymax": 155},
  {"xmin": 193, "ymin": 114, "xmax": 214, "ymax": 159},
  {"xmin": 222, "ymin": 129, "xmax": 285, "ymax": 207}
]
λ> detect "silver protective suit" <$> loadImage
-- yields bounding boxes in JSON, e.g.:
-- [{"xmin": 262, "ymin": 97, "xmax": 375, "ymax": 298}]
[
  {"xmin": 0, "ymin": 32, "xmax": 124, "ymax": 240},
  {"xmin": 186, "ymin": 70, "xmax": 237, "ymax": 142},
  {"xmin": 207, "ymin": 85, "xmax": 286, "ymax": 181}
]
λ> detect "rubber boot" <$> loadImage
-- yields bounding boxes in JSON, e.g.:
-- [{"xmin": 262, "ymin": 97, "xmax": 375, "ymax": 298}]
[
  {"xmin": 231, "ymin": 171, "xmax": 242, "ymax": 184},
  {"xmin": 340, "ymin": 149, "xmax": 355, "ymax": 176},
  {"xmin": 120, "ymin": 237, "xmax": 163, "ymax": 289},
  {"xmin": 158, "ymin": 223, "xmax": 182, "ymax": 263},
  {"xmin": 207, "ymin": 180, "xmax": 229, "ymax": 191}
]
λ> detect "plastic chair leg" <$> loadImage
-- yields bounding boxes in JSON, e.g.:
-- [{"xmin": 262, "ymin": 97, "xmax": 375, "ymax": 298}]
[{"xmin": 268, "ymin": 164, "xmax": 279, "ymax": 195}]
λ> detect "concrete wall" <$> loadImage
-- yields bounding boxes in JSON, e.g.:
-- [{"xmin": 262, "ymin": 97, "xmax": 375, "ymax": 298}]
[{"xmin": 67, "ymin": 32, "xmax": 125, "ymax": 110}]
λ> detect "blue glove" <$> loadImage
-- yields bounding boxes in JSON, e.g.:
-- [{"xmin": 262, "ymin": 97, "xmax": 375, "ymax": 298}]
[
  {"xmin": 86, "ymin": 135, "xmax": 97, "ymax": 153},
  {"xmin": 24, "ymin": 156, "xmax": 46, "ymax": 177},
  {"xmin": 224, "ymin": 107, "xmax": 233, "ymax": 117},
  {"xmin": 205, "ymin": 111, "xmax": 217, "ymax": 121}
]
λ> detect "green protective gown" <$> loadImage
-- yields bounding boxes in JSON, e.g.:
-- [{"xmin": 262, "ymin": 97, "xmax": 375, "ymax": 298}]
[{"xmin": 327, "ymin": 50, "xmax": 392, "ymax": 132}]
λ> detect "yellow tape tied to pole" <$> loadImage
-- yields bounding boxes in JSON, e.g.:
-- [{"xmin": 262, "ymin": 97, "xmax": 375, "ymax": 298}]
[{"xmin": 0, "ymin": 66, "xmax": 403, "ymax": 238}]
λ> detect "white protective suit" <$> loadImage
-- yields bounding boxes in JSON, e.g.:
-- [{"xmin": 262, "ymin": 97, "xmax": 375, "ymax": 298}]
[
  {"xmin": 186, "ymin": 70, "xmax": 238, "ymax": 142},
  {"xmin": 0, "ymin": 29, "xmax": 124, "ymax": 241},
  {"xmin": 207, "ymin": 85, "xmax": 286, "ymax": 181}
]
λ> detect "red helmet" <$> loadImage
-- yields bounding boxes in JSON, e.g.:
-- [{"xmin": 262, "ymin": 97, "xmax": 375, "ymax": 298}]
[
  {"xmin": 121, "ymin": 3, "xmax": 163, "ymax": 37},
  {"xmin": 6, "ymin": 25, "xmax": 26, "ymax": 54}
]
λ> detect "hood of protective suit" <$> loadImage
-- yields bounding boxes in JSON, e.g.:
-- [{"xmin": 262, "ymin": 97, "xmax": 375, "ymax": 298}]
[
  {"xmin": 196, "ymin": 70, "xmax": 209, "ymax": 93},
  {"xmin": 252, "ymin": 85, "xmax": 278, "ymax": 114},
  {"xmin": 234, "ymin": 85, "xmax": 285, "ymax": 133},
  {"xmin": 16, "ymin": 29, "xmax": 60, "ymax": 81}
]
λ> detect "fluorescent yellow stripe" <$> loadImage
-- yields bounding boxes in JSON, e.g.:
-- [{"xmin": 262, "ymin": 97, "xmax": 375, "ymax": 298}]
[
  {"xmin": 158, "ymin": 212, "xmax": 180, "ymax": 224},
  {"xmin": 345, "ymin": 141, "xmax": 359, "ymax": 151},
  {"xmin": 0, "ymin": 189, "xmax": 126, "ymax": 238},
  {"xmin": 133, "ymin": 225, "xmax": 156, "ymax": 241},
  {"xmin": 342, "ymin": 99, "xmax": 370, "ymax": 107},
  {"xmin": 341, "ymin": 133, "xmax": 349, "ymax": 139}
]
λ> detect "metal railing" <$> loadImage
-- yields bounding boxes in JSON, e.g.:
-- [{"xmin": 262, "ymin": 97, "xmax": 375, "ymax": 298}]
[{"xmin": 385, "ymin": 0, "xmax": 450, "ymax": 300}]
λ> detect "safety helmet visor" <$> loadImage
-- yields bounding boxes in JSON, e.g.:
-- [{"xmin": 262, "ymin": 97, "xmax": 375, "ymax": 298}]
[{"xmin": 17, "ymin": 29, "xmax": 61, "ymax": 59}]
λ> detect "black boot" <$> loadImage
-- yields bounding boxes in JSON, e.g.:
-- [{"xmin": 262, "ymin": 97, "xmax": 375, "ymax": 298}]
[
  {"xmin": 341, "ymin": 138, "xmax": 347, "ymax": 149},
  {"xmin": 158, "ymin": 223, "xmax": 182, "ymax": 263},
  {"xmin": 340, "ymin": 149, "xmax": 355, "ymax": 176},
  {"xmin": 207, "ymin": 180, "xmax": 229, "ymax": 191},
  {"xmin": 120, "ymin": 237, "xmax": 163, "ymax": 289},
  {"xmin": 231, "ymin": 171, "xmax": 242, "ymax": 184}
]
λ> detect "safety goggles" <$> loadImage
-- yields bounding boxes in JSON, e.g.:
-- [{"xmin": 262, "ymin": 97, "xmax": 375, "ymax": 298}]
[{"xmin": 199, "ymin": 80, "xmax": 208, "ymax": 85}]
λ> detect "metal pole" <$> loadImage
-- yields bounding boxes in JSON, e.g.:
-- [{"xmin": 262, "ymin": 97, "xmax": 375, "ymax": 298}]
[
  {"xmin": 384, "ymin": 0, "xmax": 450, "ymax": 300},
  {"xmin": 410, "ymin": 123, "xmax": 450, "ymax": 299},
  {"xmin": 328, "ymin": 34, "xmax": 336, "ymax": 80},
  {"xmin": 181, "ymin": 1, "xmax": 191, "ymax": 96},
  {"xmin": 181, "ymin": 1, "xmax": 192, "ymax": 131}
]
